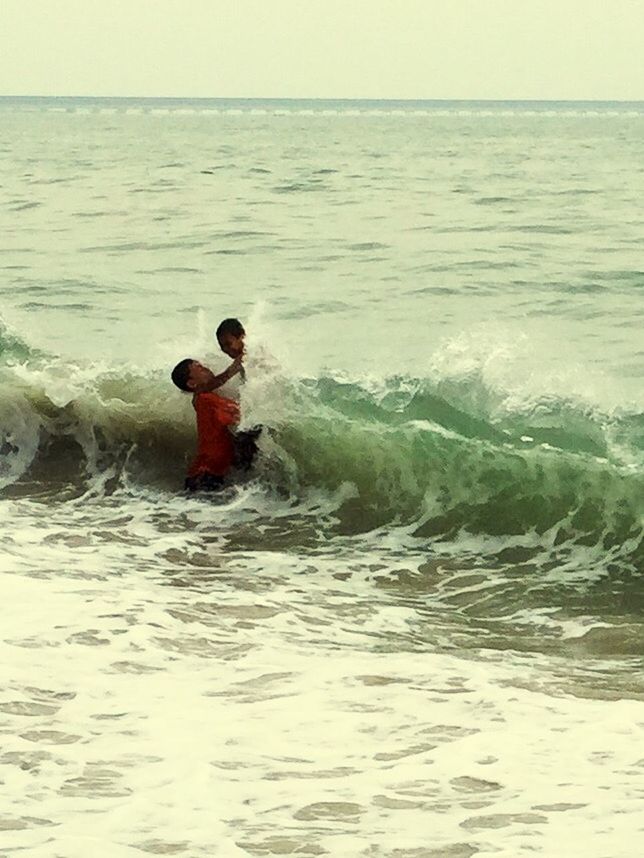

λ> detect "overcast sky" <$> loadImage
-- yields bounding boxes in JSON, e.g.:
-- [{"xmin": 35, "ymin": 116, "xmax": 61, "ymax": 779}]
[{"xmin": 1, "ymin": 0, "xmax": 643, "ymax": 100}]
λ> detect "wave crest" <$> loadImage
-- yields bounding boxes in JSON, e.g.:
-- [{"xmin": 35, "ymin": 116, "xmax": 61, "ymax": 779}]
[{"xmin": 0, "ymin": 358, "xmax": 641, "ymax": 562}]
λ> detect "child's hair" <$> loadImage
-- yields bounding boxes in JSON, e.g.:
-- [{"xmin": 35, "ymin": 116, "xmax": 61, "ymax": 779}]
[
  {"xmin": 216, "ymin": 318, "xmax": 245, "ymax": 342},
  {"xmin": 171, "ymin": 358, "xmax": 194, "ymax": 392}
]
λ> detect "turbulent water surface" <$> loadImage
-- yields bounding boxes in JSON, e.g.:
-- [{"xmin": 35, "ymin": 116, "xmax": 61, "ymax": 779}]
[{"xmin": 1, "ymin": 97, "xmax": 643, "ymax": 857}]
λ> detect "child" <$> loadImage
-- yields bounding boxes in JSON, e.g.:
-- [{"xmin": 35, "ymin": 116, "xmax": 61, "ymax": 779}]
[
  {"xmin": 216, "ymin": 317, "xmax": 245, "ymax": 364},
  {"xmin": 170, "ymin": 358, "xmax": 243, "ymax": 491},
  {"xmin": 210, "ymin": 317, "xmax": 246, "ymax": 402},
  {"xmin": 214, "ymin": 317, "xmax": 262, "ymax": 470}
]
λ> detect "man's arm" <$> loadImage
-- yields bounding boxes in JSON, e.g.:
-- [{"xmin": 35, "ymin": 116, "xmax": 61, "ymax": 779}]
[{"xmin": 202, "ymin": 356, "xmax": 243, "ymax": 392}]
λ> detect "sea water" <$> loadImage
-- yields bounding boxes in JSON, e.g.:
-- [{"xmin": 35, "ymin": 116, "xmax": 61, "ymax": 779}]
[{"xmin": 0, "ymin": 98, "xmax": 643, "ymax": 857}]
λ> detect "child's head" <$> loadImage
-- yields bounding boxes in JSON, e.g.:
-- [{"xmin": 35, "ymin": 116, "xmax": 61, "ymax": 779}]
[
  {"xmin": 216, "ymin": 318, "xmax": 245, "ymax": 358},
  {"xmin": 171, "ymin": 359, "xmax": 215, "ymax": 392}
]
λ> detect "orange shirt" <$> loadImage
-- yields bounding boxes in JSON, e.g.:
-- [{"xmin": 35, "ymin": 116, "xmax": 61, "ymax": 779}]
[{"xmin": 187, "ymin": 392, "xmax": 238, "ymax": 478}]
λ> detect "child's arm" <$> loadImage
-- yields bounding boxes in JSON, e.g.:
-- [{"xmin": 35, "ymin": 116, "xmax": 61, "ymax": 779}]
[{"xmin": 202, "ymin": 356, "xmax": 243, "ymax": 392}]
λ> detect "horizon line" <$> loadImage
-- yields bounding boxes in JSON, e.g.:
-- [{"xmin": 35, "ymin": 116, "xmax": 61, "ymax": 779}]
[{"xmin": 2, "ymin": 95, "xmax": 644, "ymax": 104}]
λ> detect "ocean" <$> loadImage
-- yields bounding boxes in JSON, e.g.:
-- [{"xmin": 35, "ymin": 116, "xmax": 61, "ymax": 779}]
[{"xmin": 1, "ymin": 97, "xmax": 643, "ymax": 857}]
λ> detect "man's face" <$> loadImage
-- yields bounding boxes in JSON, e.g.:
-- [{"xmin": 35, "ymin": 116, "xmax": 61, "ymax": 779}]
[
  {"xmin": 218, "ymin": 331, "xmax": 244, "ymax": 359},
  {"xmin": 187, "ymin": 361, "xmax": 216, "ymax": 391}
]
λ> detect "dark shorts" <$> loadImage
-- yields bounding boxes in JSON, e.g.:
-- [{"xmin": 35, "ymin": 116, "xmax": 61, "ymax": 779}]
[
  {"xmin": 233, "ymin": 426, "xmax": 262, "ymax": 471},
  {"xmin": 185, "ymin": 427, "xmax": 262, "ymax": 492},
  {"xmin": 184, "ymin": 472, "xmax": 225, "ymax": 493}
]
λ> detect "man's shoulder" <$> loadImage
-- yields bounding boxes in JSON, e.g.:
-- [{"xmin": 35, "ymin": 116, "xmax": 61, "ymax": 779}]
[
  {"xmin": 195, "ymin": 390, "xmax": 218, "ymax": 403},
  {"xmin": 196, "ymin": 391, "xmax": 235, "ymax": 407},
  {"xmin": 193, "ymin": 391, "xmax": 217, "ymax": 411}
]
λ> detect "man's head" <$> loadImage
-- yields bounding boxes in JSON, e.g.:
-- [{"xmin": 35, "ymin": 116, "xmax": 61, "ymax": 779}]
[
  {"xmin": 171, "ymin": 359, "xmax": 216, "ymax": 393},
  {"xmin": 216, "ymin": 318, "xmax": 245, "ymax": 358}
]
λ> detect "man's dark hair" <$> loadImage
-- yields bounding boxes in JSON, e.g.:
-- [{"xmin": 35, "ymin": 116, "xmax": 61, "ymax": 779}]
[
  {"xmin": 216, "ymin": 318, "xmax": 245, "ymax": 342},
  {"xmin": 171, "ymin": 358, "xmax": 195, "ymax": 392}
]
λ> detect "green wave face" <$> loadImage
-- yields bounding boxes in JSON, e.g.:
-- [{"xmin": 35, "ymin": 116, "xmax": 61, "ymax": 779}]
[
  {"xmin": 272, "ymin": 378, "xmax": 643, "ymax": 563},
  {"xmin": 0, "ymin": 320, "xmax": 43, "ymax": 364}
]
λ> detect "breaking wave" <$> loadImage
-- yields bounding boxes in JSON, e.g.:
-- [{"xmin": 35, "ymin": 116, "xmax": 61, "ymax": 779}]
[{"xmin": 1, "ymin": 320, "xmax": 642, "ymax": 572}]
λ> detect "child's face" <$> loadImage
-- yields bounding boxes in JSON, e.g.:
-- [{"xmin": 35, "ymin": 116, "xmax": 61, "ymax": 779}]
[
  {"xmin": 187, "ymin": 361, "xmax": 216, "ymax": 391},
  {"xmin": 218, "ymin": 331, "xmax": 245, "ymax": 358}
]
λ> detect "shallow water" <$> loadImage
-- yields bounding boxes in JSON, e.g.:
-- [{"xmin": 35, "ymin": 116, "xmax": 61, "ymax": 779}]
[{"xmin": 1, "ymin": 98, "xmax": 643, "ymax": 856}]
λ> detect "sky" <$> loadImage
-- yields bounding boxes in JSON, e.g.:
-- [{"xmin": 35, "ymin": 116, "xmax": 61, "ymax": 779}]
[{"xmin": 1, "ymin": 0, "xmax": 643, "ymax": 100}]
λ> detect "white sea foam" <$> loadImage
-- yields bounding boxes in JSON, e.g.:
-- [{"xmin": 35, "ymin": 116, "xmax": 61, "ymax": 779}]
[{"xmin": 1, "ymin": 516, "xmax": 642, "ymax": 856}]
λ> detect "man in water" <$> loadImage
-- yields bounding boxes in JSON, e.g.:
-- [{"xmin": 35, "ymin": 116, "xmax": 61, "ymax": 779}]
[
  {"xmin": 170, "ymin": 357, "xmax": 243, "ymax": 491},
  {"xmin": 171, "ymin": 319, "xmax": 260, "ymax": 491}
]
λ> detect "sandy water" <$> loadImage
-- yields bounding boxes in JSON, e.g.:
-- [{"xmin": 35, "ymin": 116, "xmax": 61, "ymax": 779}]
[{"xmin": 1, "ymin": 98, "xmax": 643, "ymax": 856}]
